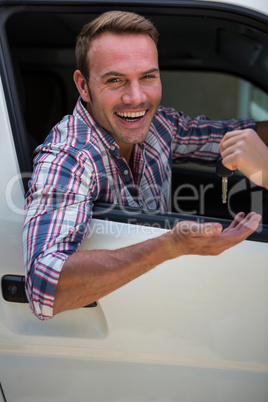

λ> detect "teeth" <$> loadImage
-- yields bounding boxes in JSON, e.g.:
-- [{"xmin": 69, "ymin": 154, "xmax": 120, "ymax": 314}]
[{"xmin": 117, "ymin": 111, "xmax": 146, "ymax": 118}]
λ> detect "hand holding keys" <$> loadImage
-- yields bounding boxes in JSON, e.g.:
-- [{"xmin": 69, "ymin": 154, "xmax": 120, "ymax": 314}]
[{"xmin": 216, "ymin": 158, "xmax": 235, "ymax": 203}]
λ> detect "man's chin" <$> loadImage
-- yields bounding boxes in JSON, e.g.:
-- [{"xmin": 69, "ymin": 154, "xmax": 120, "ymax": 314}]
[
  {"xmin": 124, "ymin": 125, "xmax": 151, "ymax": 142},
  {"xmin": 124, "ymin": 132, "xmax": 149, "ymax": 144}
]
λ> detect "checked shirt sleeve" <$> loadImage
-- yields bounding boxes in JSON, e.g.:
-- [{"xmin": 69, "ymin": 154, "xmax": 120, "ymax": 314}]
[
  {"xmin": 23, "ymin": 118, "xmax": 97, "ymax": 320},
  {"xmin": 158, "ymin": 107, "xmax": 257, "ymax": 165}
]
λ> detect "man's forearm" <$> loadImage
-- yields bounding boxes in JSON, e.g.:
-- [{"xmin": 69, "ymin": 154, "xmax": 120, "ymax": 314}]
[{"xmin": 53, "ymin": 232, "xmax": 173, "ymax": 315}]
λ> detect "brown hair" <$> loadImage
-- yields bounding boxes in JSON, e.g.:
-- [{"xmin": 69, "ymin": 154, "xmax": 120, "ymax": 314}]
[{"xmin": 75, "ymin": 10, "xmax": 159, "ymax": 80}]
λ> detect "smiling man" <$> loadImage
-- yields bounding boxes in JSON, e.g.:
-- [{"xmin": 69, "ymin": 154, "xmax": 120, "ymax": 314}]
[
  {"xmin": 73, "ymin": 31, "xmax": 161, "ymax": 165},
  {"xmin": 23, "ymin": 11, "xmax": 266, "ymax": 320}
]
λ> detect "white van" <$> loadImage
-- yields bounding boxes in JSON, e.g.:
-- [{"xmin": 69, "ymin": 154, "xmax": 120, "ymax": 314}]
[{"xmin": 1, "ymin": 1, "xmax": 268, "ymax": 401}]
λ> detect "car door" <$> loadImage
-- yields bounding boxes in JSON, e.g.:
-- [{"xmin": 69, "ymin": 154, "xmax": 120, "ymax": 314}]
[{"xmin": 1, "ymin": 2, "xmax": 268, "ymax": 402}]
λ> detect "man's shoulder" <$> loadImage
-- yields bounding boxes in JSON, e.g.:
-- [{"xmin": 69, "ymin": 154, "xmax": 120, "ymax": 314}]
[
  {"xmin": 31, "ymin": 114, "xmax": 105, "ymax": 171},
  {"xmin": 155, "ymin": 105, "xmax": 184, "ymax": 123},
  {"xmin": 156, "ymin": 105, "xmax": 176, "ymax": 114},
  {"xmin": 157, "ymin": 105, "xmax": 189, "ymax": 117},
  {"xmin": 152, "ymin": 106, "xmax": 183, "ymax": 132},
  {"xmin": 42, "ymin": 114, "xmax": 96, "ymax": 152}
]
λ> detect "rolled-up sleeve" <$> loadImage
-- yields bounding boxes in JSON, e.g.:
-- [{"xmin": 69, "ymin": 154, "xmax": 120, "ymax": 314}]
[
  {"xmin": 23, "ymin": 120, "xmax": 96, "ymax": 320},
  {"xmin": 158, "ymin": 107, "xmax": 257, "ymax": 164}
]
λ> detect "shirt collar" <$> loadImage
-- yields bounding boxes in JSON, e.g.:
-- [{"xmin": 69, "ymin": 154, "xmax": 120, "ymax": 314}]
[
  {"xmin": 73, "ymin": 96, "xmax": 148, "ymax": 154},
  {"xmin": 73, "ymin": 97, "xmax": 118, "ymax": 151}
]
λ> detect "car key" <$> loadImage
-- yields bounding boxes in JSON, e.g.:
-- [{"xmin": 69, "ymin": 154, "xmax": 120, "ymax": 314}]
[{"xmin": 216, "ymin": 158, "xmax": 235, "ymax": 203}]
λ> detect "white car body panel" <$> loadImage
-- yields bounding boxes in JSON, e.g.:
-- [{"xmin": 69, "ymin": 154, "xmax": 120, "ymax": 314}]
[
  {"xmin": 199, "ymin": 0, "xmax": 268, "ymax": 16},
  {"xmin": 1, "ymin": 217, "xmax": 268, "ymax": 401}
]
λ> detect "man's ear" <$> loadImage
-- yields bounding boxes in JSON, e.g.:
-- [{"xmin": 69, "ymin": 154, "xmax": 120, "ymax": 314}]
[{"xmin": 73, "ymin": 70, "xmax": 91, "ymax": 103}]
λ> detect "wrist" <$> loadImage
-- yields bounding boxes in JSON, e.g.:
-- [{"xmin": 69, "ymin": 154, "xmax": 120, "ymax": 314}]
[{"xmin": 160, "ymin": 229, "xmax": 184, "ymax": 260}]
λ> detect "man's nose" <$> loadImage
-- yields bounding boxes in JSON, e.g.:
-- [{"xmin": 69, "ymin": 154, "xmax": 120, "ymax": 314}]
[{"xmin": 121, "ymin": 82, "xmax": 146, "ymax": 105}]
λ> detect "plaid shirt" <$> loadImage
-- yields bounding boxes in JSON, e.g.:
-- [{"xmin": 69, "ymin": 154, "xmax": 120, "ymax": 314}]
[{"xmin": 23, "ymin": 97, "xmax": 256, "ymax": 320}]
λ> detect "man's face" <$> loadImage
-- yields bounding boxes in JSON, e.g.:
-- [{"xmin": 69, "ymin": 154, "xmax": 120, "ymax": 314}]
[{"xmin": 86, "ymin": 32, "xmax": 162, "ymax": 150}]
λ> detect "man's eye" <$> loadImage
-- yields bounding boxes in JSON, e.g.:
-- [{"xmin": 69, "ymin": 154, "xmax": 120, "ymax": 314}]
[
  {"xmin": 107, "ymin": 78, "xmax": 121, "ymax": 83},
  {"xmin": 143, "ymin": 75, "xmax": 155, "ymax": 79}
]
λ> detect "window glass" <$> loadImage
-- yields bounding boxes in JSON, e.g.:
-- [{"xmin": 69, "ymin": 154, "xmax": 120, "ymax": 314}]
[
  {"xmin": 160, "ymin": 71, "xmax": 268, "ymax": 224},
  {"xmin": 160, "ymin": 70, "xmax": 268, "ymax": 121},
  {"xmin": 239, "ymin": 80, "xmax": 268, "ymax": 121}
]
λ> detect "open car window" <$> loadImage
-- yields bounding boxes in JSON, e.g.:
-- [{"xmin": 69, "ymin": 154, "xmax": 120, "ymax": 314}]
[
  {"xmin": 3, "ymin": 3, "xmax": 268, "ymax": 241},
  {"xmin": 159, "ymin": 70, "xmax": 268, "ymax": 225}
]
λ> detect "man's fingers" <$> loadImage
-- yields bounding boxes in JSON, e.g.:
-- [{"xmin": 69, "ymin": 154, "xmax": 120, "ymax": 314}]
[
  {"xmin": 240, "ymin": 212, "xmax": 261, "ymax": 232},
  {"xmin": 226, "ymin": 212, "xmax": 245, "ymax": 229},
  {"xmin": 223, "ymin": 212, "xmax": 261, "ymax": 240},
  {"xmin": 234, "ymin": 211, "xmax": 261, "ymax": 231},
  {"xmin": 171, "ymin": 212, "xmax": 261, "ymax": 258},
  {"xmin": 177, "ymin": 213, "xmax": 261, "ymax": 241},
  {"xmin": 220, "ymin": 130, "xmax": 243, "ymax": 150}
]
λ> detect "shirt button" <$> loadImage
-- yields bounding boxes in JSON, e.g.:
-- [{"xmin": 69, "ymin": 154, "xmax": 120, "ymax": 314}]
[
  {"xmin": 110, "ymin": 145, "xmax": 115, "ymax": 151},
  {"xmin": 123, "ymin": 169, "xmax": 128, "ymax": 175}
]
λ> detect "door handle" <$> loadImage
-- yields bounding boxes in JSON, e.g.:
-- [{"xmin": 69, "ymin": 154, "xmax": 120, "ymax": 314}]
[{"xmin": 1, "ymin": 275, "xmax": 97, "ymax": 307}]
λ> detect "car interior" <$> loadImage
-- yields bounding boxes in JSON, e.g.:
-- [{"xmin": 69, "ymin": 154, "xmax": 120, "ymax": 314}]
[{"xmin": 4, "ymin": 3, "xmax": 268, "ymax": 226}]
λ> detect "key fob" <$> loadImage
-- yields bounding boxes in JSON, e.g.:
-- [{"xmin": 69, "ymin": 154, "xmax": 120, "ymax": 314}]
[{"xmin": 216, "ymin": 158, "xmax": 235, "ymax": 177}]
